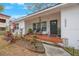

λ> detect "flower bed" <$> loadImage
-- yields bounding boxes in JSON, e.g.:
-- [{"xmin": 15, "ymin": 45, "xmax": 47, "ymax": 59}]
[{"xmin": 23, "ymin": 35, "xmax": 45, "ymax": 53}]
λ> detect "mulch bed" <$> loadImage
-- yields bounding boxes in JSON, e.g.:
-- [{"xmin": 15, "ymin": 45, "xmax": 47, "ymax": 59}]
[
  {"xmin": 16, "ymin": 39, "xmax": 45, "ymax": 53},
  {"xmin": 25, "ymin": 40, "xmax": 45, "ymax": 53}
]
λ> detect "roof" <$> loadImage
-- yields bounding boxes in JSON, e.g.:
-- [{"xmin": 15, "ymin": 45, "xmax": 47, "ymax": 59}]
[
  {"xmin": 0, "ymin": 13, "xmax": 10, "ymax": 17},
  {"xmin": 15, "ymin": 3, "xmax": 63, "ymax": 22},
  {"xmin": 15, "ymin": 3, "xmax": 68, "ymax": 22}
]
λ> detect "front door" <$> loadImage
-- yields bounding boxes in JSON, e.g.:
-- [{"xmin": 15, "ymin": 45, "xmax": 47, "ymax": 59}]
[{"xmin": 50, "ymin": 20, "xmax": 57, "ymax": 35}]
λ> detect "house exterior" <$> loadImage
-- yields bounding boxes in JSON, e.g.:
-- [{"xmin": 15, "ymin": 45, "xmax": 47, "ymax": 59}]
[
  {"xmin": 0, "ymin": 14, "xmax": 10, "ymax": 34},
  {"xmin": 10, "ymin": 19, "xmax": 25, "ymax": 36},
  {"xmin": 12, "ymin": 3, "xmax": 79, "ymax": 49}
]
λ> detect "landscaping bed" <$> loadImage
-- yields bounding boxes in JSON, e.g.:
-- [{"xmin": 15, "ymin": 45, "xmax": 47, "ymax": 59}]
[
  {"xmin": 25, "ymin": 40, "xmax": 45, "ymax": 53},
  {"xmin": 0, "ymin": 35, "xmax": 45, "ymax": 56},
  {"xmin": 0, "ymin": 40, "xmax": 46, "ymax": 56},
  {"xmin": 23, "ymin": 35, "xmax": 45, "ymax": 53}
]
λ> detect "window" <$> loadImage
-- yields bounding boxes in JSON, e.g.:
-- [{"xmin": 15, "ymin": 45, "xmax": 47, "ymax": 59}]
[
  {"xmin": 33, "ymin": 23, "xmax": 41, "ymax": 32},
  {"xmin": 36, "ymin": 23, "xmax": 41, "ymax": 32},
  {"xmin": 42, "ymin": 22, "xmax": 47, "ymax": 31},
  {"xmin": 16, "ymin": 23, "xmax": 19, "ymax": 29},
  {"xmin": 0, "ymin": 19, "xmax": 6, "ymax": 23},
  {"xmin": 0, "ymin": 27, "xmax": 6, "ymax": 31},
  {"xmin": 33, "ymin": 23, "xmax": 36, "ymax": 31}
]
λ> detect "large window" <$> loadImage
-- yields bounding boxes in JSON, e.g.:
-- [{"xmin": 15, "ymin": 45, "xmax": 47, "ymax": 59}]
[
  {"xmin": 33, "ymin": 21, "xmax": 47, "ymax": 32},
  {"xmin": 42, "ymin": 22, "xmax": 47, "ymax": 31},
  {"xmin": 33, "ymin": 23, "xmax": 41, "ymax": 32}
]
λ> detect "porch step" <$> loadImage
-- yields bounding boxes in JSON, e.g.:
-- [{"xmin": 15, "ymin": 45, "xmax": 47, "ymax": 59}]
[
  {"xmin": 43, "ymin": 43, "xmax": 71, "ymax": 56},
  {"xmin": 39, "ymin": 39, "xmax": 64, "ymax": 48}
]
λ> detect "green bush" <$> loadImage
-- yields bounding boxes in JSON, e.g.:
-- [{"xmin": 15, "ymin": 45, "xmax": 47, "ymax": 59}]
[
  {"xmin": 28, "ymin": 28, "xmax": 33, "ymax": 34},
  {"xmin": 64, "ymin": 47, "xmax": 79, "ymax": 56}
]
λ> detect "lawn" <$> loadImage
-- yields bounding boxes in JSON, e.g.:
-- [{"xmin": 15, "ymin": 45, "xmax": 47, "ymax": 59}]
[
  {"xmin": 0, "ymin": 31, "xmax": 5, "ymax": 35},
  {"xmin": 64, "ymin": 47, "xmax": 79, "ymax": 56}
]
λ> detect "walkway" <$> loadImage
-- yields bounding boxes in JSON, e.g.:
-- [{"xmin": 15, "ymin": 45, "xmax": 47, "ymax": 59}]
[{"xmin": 43, "ymin": 43, "xmax": 70, "ymax": 56}]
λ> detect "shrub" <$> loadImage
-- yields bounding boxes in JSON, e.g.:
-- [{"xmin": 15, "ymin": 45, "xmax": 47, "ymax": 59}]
[
  {"xmin": 28, "ymin": 28, "xmax": 33, "ymax": 34},
  {"xmin": 4, "ymin": 31, "xmax": 14, "ymax": 43},
  {"xmin": 0, "ymin": 31, "xmax": 5, "ymax": 35}
]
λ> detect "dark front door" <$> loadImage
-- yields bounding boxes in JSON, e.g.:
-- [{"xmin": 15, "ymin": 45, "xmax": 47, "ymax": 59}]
[{"xmin": 50, "ymin": 20, "xmax": 57, "ymax": 35}]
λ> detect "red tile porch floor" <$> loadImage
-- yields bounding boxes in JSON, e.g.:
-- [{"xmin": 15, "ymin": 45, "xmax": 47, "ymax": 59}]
[{"xmin": 36, "ymin": 35, "xmax": 63, "ymax": 44}]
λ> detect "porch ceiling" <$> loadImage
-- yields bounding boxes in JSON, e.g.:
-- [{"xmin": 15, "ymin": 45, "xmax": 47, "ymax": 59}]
[
  {"xmin": 25, "ymin": 4, "xmax": 78, "ymax": 20},
  {"xmin": 17, "ymin": 3, "xmax": 78, "ymax": 22},
  {"xmin": 25, "ymin": 6, "xmax": 61, "ymax": 20}
]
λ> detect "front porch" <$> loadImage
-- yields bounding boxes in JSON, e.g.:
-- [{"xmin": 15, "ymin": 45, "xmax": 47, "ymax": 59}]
[
  {"xmin": 24, "ymin": 9, "xmax": 62, "ymax": 44},
  {"xmin": 25, "ymin": 11, "xmax": 61, "ymax": 37}
]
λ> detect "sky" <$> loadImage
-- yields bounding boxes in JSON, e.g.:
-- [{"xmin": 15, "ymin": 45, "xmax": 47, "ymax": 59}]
[
  {"xmin": 0, "ymin": 3, "xmax": 34, "ymax": 19},
  {"xmin": 0, "ymin": 3, "xmax": 58, "ymax": 20}
]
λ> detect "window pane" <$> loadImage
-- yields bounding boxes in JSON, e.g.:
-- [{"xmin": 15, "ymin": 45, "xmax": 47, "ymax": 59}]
[
  {"xmin": 42, "ymin": 22, "xmax": 47, "ymax": 31},
  {"xmin": 33, "ymin": 23, "xmax": 36, "ymax": 31},
  {"xmin": 16, "ymin": 23, "xmax": 19, "ymax": 29},
  {"xmin": 0, "ymin": 27, "xmax": 6, "ymax": 31},
  {"xmin": 36, "ymin": 23, "xmax": 41, "ymax": 32}
]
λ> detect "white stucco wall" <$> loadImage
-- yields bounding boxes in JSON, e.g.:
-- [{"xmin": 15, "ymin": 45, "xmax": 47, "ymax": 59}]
[
  {"xmin": 16, "ymin": 20, "xmax": 26, "ymax": 35},
  {"xmin": 61, "ymin": 5, "xmax": 79, "ymax": 49}
]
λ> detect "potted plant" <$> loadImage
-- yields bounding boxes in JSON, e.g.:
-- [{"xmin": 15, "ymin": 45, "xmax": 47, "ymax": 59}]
[{"xmin": 27, "ymin": 28, "xmax": 33, "ymax": 34}]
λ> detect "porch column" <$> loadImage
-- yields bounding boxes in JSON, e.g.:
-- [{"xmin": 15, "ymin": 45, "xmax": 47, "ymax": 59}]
[{"xmin": 39, "ymin": 17, "xmax": 42, "ymax": 33}]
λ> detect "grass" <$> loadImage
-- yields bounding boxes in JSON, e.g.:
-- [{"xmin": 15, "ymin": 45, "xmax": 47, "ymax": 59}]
[
  {"xmin": 64, "ymin": 47, "xmax": 79, "ymax": 56},
  {"xmin": 0, "ymin": 31, "xmax": 5, "ymax": 35}
]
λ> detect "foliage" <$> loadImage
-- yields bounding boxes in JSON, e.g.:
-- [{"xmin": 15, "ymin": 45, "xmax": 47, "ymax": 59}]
[
  {"xmin": 4, "ymin": 31, "xmax": 14, "ymax": 43},
  {"xmin": 0, "ymin": 5, "xmax": 4, "ymax": 12},
  {"xmin": 0, "ymin": 31, "xmax": 5, "ymax": 35},
  {"xmin": 5, "ymin": 31, "xmax": 12, "ymax": 36},
  {"xmin": 64, "ymin": 47, "xmax": 79, "ymax": 56},
  {"xmin": 28, "ymin": 28, "xmax": 33, "ymax": 34},
  {"xmin": 24, "ymin": 34, "xmax": 37, "ymax": 48},
  {"xmin": 30, "ymin": 35, "xmax": 37, "ymax": 43}
]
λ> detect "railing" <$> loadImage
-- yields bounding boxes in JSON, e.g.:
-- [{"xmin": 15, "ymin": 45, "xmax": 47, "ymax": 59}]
[{"xmin": 0, "ymin": 22, "xmax": 6, "ymax": 27}]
